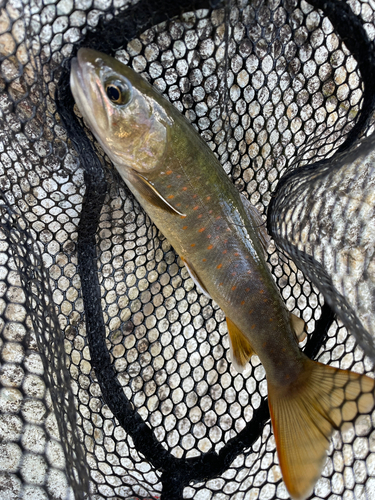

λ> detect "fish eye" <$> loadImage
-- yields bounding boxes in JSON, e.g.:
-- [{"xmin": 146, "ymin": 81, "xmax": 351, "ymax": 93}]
[{"xmin": 105, "ymin": 80, "xmax": 131, "ymax": 106}]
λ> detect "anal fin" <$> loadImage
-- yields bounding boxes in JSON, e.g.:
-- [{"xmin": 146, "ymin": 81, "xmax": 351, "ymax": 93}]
[
  {"xmin": 226, "ymin": 317, "xmax": 255, "ymax": 372},
  {"xmin": 129, "ymin": 169, "xmax": 186, "ymax": 217}
]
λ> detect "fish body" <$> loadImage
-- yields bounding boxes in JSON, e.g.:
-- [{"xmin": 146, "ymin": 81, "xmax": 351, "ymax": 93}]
[
  {"xmin": 121, "ymin": 110, "xmax": 305, "ymax": 383},
  {"xmin": 70, "ymin": 48, "xmax": 375, "ymax": 500}
]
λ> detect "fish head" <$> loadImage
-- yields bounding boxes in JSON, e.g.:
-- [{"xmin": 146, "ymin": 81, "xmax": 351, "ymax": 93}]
[{"xmin": 70, "ymin": 48, "xmax": 172, "ymax": 172}]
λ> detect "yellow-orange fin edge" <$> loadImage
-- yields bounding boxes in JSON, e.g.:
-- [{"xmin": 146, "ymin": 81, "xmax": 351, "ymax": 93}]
[
  {"xmin": 226, "ymin": 317, "xmax": 255, "ymax": 373},
  {"xmin": 268, "ymin": 359, "xmax": 375, "ymax": 500}
]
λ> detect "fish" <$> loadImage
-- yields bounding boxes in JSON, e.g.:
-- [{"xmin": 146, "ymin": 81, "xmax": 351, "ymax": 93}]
[{"xmin": 70, "ymin": 48, "xmax": 375, "ymax": 500}]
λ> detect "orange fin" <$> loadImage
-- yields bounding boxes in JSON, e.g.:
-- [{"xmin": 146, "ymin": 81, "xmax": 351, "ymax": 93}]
[
  {"xmin": 226, "ymin": 317, "xmax": 255, "ymax": 372},
  {"xmin": 268, "ymin": 359, "xmax": 375, "ymax": 500},
  {"xmin": 290, "ymin": 313, "xmax": 306, "ymax": 342},
  {"xmin": 181, "ymin": 256, "xmax": 211, "ymax": 299},
  {"xmin": 129, "ymin": 169, "xmax": 186, "ymax": 217}
]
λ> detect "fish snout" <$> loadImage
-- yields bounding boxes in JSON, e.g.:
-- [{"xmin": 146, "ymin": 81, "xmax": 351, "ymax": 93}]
[
  {"xmin": 76, "ymin": 47, "xmax": 105, "ymax": 70},
  {"xmin": 70, "ymin": 49, "xmax": 110, "ymax": 141}
]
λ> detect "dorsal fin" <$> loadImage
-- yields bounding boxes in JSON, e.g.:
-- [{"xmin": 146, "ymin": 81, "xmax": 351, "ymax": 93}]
[
  {"xmin": 240, "ymin": 193, "xmax": 270, "ymax": 253},
  {"xmin": 128, "ymin": 169, "xmax": 186, "ymax": 217},
  {"xmin": 226, "ymin": 317, "xmax": 255, "ymax": 372}
]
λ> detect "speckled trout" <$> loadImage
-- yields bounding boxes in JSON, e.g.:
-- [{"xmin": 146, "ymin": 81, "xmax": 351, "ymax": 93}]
[{"xmin": 70, "ymin": 48, "xmax": 375, "ymax": 500}]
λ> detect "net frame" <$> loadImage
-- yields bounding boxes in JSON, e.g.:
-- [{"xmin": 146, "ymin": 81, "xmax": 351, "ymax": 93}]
[{"xmin": 0, "ymin": 0, "xmax": 375, "ymax": 499}]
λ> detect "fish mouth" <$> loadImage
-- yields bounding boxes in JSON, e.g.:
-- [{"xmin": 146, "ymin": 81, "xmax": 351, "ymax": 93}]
[
  {"xmin": 70, "ymin": 48, "xmax": 102, "ymax": 90},
  {"xmin": 70, "ymin": 48, "xmax": 109, "ymax": 133}
]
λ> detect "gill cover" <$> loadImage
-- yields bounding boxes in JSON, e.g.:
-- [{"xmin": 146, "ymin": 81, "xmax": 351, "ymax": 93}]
[{"xmin": 70, "ymin": 48, "xmax": 173, "ymax": 172}]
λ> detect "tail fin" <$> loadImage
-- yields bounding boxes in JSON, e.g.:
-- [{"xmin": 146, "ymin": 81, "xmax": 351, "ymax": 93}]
[{"xmin": 268, "ymin": 359, "xmax": 375, "ymax": 500}]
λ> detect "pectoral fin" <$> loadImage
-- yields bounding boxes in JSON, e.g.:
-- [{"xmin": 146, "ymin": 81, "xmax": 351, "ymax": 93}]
[
  {"xmin": 226, "ymin": 317, "xmax": 255, "ymax": 372},
  {"xmin": 290, "ymin": 313, "xmax": 306, "ymax": 342},
  {"xmin": 181, "ymin": 256, "xmax": 211, "ymax": 299},
  {"xmin": 129, "ymin": 169, "xmax": 186, "ymax": 217}
]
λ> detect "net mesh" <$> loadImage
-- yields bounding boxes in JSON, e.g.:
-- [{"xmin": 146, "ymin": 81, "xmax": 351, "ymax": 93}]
[{"xmin": 1, "ymin": 0, "xmax": 375, "ymax": 499}]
